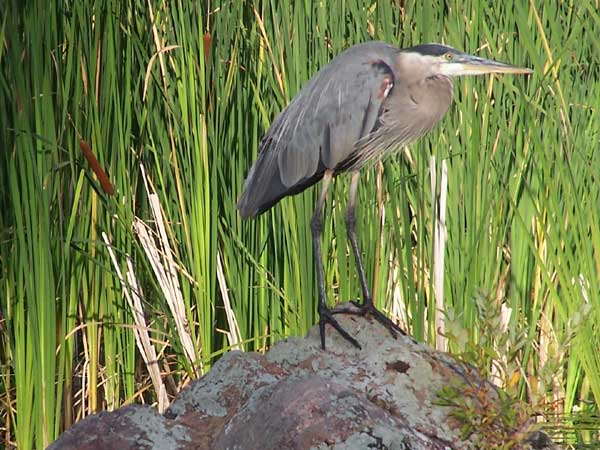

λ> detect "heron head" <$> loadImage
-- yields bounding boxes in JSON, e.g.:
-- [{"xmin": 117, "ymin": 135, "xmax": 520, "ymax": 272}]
[{"xmin": 400, "ymin": 43, "xmax": 533, "ymax": 78}]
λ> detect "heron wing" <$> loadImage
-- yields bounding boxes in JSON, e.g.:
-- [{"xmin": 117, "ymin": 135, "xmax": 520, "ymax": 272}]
[{"xmin": 238, "ymin": 41, "xmax": 398, "ymax": 218}]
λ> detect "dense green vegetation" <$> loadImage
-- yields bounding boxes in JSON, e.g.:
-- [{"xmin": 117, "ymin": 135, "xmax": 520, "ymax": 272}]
[{"xmin": 1, "ymin": 0, "xmax": 599, "ymax": 447}]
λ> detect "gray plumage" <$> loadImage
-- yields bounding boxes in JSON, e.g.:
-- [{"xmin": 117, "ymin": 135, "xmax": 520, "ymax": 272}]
[
  {"xmin": 238, "ymin": 42, "xmax": 457, "ymax": 218},
  {"xmin": 237, "ymin": 41, "xmax": 531, "ymax": 350}
]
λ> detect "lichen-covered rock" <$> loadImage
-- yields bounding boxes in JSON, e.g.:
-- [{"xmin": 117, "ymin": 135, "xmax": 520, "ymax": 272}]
[{"xmin": 48, "ymin": 308, "xmax": 555, "ymax": 450}]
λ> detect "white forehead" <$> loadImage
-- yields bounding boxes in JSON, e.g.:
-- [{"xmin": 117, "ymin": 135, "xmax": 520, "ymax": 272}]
[{"xmin": 396, "ymin": 51, "xmax": 445, "ymax": 79}]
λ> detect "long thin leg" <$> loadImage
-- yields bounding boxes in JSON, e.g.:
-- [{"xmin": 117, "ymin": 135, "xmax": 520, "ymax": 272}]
[
  {"xmin": 311, "ymin": 170, "xmax": 361, "ymax": 350},
  {"xmin": 337, "ymin": 170, "xmax": 405, "ymax": 337},
  {"xmin": 345, "ymin": 171, "xmax": 372, "ymax": 305}
]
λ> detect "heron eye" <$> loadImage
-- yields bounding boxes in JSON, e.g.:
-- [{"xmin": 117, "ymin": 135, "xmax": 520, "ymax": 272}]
[{"xmin": 444, "ymin": 52, "xmax": 454, "ymax": 61}]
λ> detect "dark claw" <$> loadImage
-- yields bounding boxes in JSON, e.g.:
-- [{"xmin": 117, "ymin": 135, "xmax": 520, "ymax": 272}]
[
  {"xmin": 332, "ymin": 300, "xmax": 405, "ymax": 339},
  {"xmin": 319, "ymin": 305, "xmax": 362, "ymax": 350}
]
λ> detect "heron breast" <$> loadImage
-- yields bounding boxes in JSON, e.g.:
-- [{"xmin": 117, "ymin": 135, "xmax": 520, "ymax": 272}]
[{"xmin": 411, "ymin": 76, "xmax": 453, "ymax": 123}]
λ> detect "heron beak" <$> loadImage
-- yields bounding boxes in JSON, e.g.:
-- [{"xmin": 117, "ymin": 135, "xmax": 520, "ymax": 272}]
[{"xmin": 442, "ymin": 54, "xmax": 533, "ymax": 76}]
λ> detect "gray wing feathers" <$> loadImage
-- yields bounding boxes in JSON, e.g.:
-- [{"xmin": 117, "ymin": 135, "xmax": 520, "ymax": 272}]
[{"xmin": 238, "ymin": 42, "xmax": 398, "ymax": 218}]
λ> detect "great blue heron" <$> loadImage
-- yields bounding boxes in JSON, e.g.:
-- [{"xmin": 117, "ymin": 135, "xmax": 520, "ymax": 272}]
[{"xmin": 238, "ymin": 41, "xmax": 532, "ymax": 349}]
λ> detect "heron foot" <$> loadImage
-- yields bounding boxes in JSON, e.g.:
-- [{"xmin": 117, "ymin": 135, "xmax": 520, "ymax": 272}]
[
  {"xmin": 332, "ymin": 300, "xmax": 405, "ymax": 339},
  {"xmin": 319, "ymin": 305, "xmax": 362, "ymax": 350}
]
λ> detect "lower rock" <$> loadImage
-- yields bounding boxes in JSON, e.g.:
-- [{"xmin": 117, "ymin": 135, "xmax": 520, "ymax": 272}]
[{"xmin": 49, "ymin": 308, "xmax": 556, "ymax": 450}]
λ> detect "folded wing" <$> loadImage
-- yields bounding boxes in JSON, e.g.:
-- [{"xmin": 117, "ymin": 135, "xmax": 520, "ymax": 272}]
[{"xmin": 237, "ymin": 41, "xmax": 398, "ymax": 218}]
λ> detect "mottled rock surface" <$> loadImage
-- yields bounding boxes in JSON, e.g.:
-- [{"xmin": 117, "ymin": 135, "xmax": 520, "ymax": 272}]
[{"xmin": 48, "ymin": 309, "xmax": 555, "ymax": 450}]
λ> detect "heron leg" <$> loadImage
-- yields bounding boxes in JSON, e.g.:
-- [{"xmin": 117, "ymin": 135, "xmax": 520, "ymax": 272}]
[
  {"xmin": 311, "ymin": 170, "xmax": 361, "ymax": 350},
  {"xmin": 345, "ymin": 171, "xmax": 372, "ymax": 306},
  {"xmin": 337, "ymin": 171, "xmax": 405, "ymax": 337}
]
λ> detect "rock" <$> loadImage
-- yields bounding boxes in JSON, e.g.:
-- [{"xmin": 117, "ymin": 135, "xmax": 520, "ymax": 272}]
[{"xmin": 48, "ymin": 307, "xmax": 556, "ymax": 449}]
